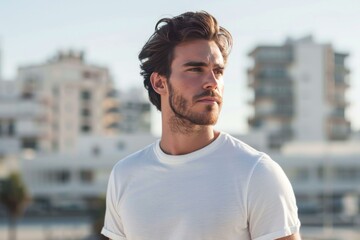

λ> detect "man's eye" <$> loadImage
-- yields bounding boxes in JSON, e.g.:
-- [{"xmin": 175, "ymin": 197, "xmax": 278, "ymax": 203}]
[
  {"xmin": 214, "ymin": 69, "xmax": 224, "ymax": 75},
  {"xmin": 188, "ymin": 67, "xmax": 202, "ymax": 72}
]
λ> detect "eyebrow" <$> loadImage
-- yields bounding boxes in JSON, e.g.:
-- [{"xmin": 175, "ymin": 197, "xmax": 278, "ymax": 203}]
[{"xmin": 182, "ymin": 61, "xmax": 224, "ymax": 68}]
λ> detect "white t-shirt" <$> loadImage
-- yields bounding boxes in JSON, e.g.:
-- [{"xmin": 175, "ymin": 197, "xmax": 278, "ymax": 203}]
[{"xmin": 102, "ymin": 132, "xmax": 300, "ymax": 240}]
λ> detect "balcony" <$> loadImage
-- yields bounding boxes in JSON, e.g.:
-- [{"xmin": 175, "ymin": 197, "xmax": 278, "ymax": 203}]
[
  {"xmin": 0, "ymin": 138, "xmax": 21, "ymax": 154},
  {"xmin": 0, "ymin": 100, "xmax": 46, "ymax": 118},
  {"xmin": 327, "ymin": 120, "xmax": 351, "ymax": 140},
  {"xmin": 252, "ymin": 47, "xmax": 293, "ymax": 64},
  {"xmin": 16, "ymin": 121, "xmax": 46, "ymax": 137}
]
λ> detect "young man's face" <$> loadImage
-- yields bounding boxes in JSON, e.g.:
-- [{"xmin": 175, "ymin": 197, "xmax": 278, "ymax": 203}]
[{"xmin": 166, "ymin": 39, "xmax": 225, "ymax": 126}]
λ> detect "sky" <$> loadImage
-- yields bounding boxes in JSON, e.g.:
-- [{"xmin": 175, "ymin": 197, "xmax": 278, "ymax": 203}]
[{"xmin": 1, "ymin": 0, "xmax": 359, "ymax": 134}]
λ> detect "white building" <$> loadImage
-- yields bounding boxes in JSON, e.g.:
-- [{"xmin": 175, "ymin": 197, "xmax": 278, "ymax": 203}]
[
  {"xmin": 0, "ymin": 79, "xmax": 48, "ymax": 153},
  {"xmin": 0, "ymin": 79, "xmax": 47, "ymax": 177},
  {"xmin": 248, "ymin": 36, "xmax": 351, "ymax": 149},
  {"xmin": 17, "ymin": 50, "xmax": 120, "ymax": 153},
  {"xmin": 275, "ymin": 141, "xmax": 360, "ymax": 225},
  {"xmin": 20, "ymin": 133, "xmax": 157, "ymax": 209}
]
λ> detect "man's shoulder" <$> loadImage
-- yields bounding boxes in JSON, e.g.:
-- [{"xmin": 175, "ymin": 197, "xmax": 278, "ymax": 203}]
[
  {"xmin": 224, "ymin": 133, "xmax": 281, "ymax": 171},
  {"xmin": 221, "ymin": 132, "xmax": 265, "ymax": 160},
  {"xmin": 212, "ymin": 132, "xmax": 271, "ymax": 176},
  {"xmin": 112, "ymin": 142, "xmax": 156, "ymax": 174}
]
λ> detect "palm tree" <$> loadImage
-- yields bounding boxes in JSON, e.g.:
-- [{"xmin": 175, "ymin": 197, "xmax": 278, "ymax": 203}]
[{"xmin": 0, "ymin": 172, "xmax": 30, "ymax": 240}]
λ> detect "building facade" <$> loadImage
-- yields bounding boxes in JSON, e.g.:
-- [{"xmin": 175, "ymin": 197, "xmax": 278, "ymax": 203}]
[
  {"xmin": 0, "ymin": 79, "xmax": 51, "ymax": 152},
  {"xmin": 17, "ymin": 50, "xmax": 120, "ymax": 153},
  {"xmin": 248, "ymin": 36, "xmax": 351, "ymax": 149},
  {"xmin": 277, "ymin": 141, "xmax": 360, "ymax": 226},
  {"xmin": 118, "ymin": 88, "xmax": 151, "ymax": 133},
  {"xmin": 20, "ymin": 133, "xmax": 157, "ymax": 211}
]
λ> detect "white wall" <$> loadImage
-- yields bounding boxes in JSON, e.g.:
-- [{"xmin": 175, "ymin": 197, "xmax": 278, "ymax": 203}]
[
  {"xmin": 20, "ymin": 133, "xmax": 157, "ymax": 199},
  {"xmin": 291, "ymin": 42, "xmax": 327, "ymax": 141}
]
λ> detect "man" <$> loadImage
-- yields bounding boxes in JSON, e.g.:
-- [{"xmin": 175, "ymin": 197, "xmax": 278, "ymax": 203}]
[{"xmin": 102, "ymin": 11, "xmax": 301, "ymax": 240}]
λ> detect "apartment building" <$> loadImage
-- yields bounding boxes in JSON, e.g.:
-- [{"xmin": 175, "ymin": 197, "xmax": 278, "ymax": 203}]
[
  {"xmin": 17, "ymin": 50, "xmax": 120, "ymax": 153},
  {"xmin": 248, "ymin": 36, "xmax": 350, "ymax": 149},
  {"xmin": 0, "ymin": 79, "xmax": 47, "ymax": 154},
  {"xmin": 276, "ymin": 141, "xmax": 360, "ymax": 225},
  {"xmin": 20, "ymin": 133, "xmax": 157, "ymax": 210}
]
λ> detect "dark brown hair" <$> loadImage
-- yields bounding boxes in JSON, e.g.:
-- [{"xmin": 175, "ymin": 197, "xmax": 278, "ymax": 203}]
[{"xmin": 138, "ymin": 11, "xmax": 233, "ymax": 111}]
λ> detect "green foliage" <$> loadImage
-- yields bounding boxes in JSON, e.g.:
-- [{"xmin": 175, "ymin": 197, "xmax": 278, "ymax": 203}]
[
  {"xmin": 0, "ymin": 172, "xmax": 30, "ymax": 216},
  {"xmin": 0, "ymin": 172, "xmax": 30, "ymax": 240}
]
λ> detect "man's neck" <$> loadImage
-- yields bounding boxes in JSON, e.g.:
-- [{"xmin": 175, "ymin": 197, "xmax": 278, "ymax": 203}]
[{"xmin": 160, "ymin": 123, "xmax": 220, "ymax": 155}]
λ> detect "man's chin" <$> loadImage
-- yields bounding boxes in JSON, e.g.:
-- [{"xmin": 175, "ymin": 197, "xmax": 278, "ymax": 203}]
[{"xmin": 191, "ymin": 115, "xmax": 219, "ymax": 126}]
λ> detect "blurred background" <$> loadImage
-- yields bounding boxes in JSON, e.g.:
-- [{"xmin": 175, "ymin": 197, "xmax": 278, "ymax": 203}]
[{"xmin": 1, "ymin": 0, "xmax": 360, "ymax": 239}]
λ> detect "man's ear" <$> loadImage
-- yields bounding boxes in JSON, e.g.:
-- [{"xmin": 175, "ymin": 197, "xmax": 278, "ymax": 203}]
[{"xmin": 150, "ymin": 72, "xmax": 167, "ymax": 95}]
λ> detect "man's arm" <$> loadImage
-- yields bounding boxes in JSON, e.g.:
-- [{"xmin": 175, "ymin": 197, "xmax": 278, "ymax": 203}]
[
  {"xmin": 276, "ymin": 232, "xmax": 301, "ymax": 240},
  {"xmin": 247, "ymin": 155, "xmax": 301, "ymax": 239}
]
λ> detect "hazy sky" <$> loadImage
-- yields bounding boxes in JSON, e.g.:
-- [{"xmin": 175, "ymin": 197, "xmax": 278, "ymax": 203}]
[{"xmin": 1, "ymin": 0, "xmax": 359, "ymax": 134}]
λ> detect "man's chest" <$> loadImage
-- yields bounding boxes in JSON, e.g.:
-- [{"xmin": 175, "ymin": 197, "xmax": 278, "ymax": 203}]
[{"xmin": 119, "ymin": 168, "xmax": 249, "ymax": 239}]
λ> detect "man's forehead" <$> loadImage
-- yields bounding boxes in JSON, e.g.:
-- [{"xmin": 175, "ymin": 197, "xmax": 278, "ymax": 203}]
[{"xmin": 172, "ymin": 40, "xmax": 224, "ymax": 65}]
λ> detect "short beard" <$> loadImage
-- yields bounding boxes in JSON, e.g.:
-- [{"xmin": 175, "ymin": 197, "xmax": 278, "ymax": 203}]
[{"xmin": 168, "ymin": 83, "xmax": 221, "ymax": 134}]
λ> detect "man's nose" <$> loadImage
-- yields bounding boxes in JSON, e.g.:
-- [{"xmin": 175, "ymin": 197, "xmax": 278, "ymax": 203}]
[{"xmin": 203, "ymin": 71, "xmax": 218, "ymax": 90}]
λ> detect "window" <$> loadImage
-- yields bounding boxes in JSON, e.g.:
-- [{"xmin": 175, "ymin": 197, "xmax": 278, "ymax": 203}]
[
  {"xmin": 92, "ymin": 145, "xmax": 101, "ymax": 156},
  {"xmin": 83, "ymin": 70, "xmax": 100, "ymax": 79},
  {"xmin": 49, "ymin": 170, "xmax": 70, "ymax": 184},
  {"xmin": 80, "ymin": 170, "xmax": 94, "ymax": 183},
  {"xmin": 8, "ymin": 120, "xmax": 15, "ymax": 136},
  {"xmin": 334, "ymin": 167, "xmax": 360, "ymax": 181},
  {"xmin": 21, "ymin": 91, "xmax": 34, "ymax": 99},
  {"xmin": 0, "ymin": 120, "xmax": 13, "ymax": 136},
  {"xmin": 83, "ymin": 71, "xmax": 91, "ymax": 79},
  {"xmin": 21, "ymin": 138, "xmax": 38, "ymax": 150},
  {"xmin": 81, "ymin": 90, "xmax": 91, "ymax": 100},
  {"xmin": 81, "ymin": 125, "xmax": 91, "ymax": 133},
  {"xmin": 255, "ymin": 47, "xmax": 292, "ymax": 62},
  {"xmin": 81, "ymin": 108, "xmax": 91, "ymax": 117}
]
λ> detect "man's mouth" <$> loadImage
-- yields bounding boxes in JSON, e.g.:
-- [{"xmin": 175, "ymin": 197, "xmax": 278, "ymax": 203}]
[
  {"xmin": 196, "ymin": 97, "xmax": 221, "ymax": 104},
  {"xmin": 194, "ymin": 90, "xmax": 222, "ymax": 104}
]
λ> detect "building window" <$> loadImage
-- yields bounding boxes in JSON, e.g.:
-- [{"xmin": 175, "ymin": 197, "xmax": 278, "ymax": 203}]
[
  {"xmin": 286, "ymin": 167, "xmax": 309, "ymax": 182},
  {"xmin": 81, "ymin": 108, "xmax": 91, "ymax": 117},
  {"xmin": 80, "ymin": 170, "xmax": 94, "ymax": 184},
  {"xmin": 92, "ymin": 145, "xmax": 101, "ymax": 156},
  {"xmin": 81, "ymin": 90, "xmax": 91, "ymax": 100},
  {"xmin": 8, "ymin": 120, "xmax": 15, "ymax": 136},
  {"xmin": 0, "ymin": 120, "xmax": 13, "ymax": 136},
  {"xmin": 50, "ymin": 170, "xmax": 70, "ymax": 184},
  {"xmin": 21, "ymin": 138, "xmax": 38, "ymax": 150},
  {"xmin": 81, "ymin": 125, "xmax": 91, "ymax": 133},
  {"xmin": 334, "ymin": 167, "xmax": 359, "ymax": 181},
  {"xmin": 83, "ymin": 70, "xmax": 100, "ymax": 79},
  {"xmin": 83, "ymin": 71, "xmax": 92, "ymax": 79},
  {"xmin": 21, "ymin": 91, "xmax": 34, "ymax": 99}
]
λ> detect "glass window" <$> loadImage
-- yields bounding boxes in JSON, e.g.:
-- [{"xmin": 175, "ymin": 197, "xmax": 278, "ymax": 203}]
[
  {"xmin": 81, "ymin": 108, "xmax": 91, "ymax": 116},
  {"xmin": 81, "ymin": 90, "xmax": 91, "ymax": 100},
  {"xmin": 80, "ymin": 170, "xmax": 94, "ymax": 183},
  {"xmin": 21, "ymin": 137, "xmax": 38, "ymax": 150},
  {"xmin": 8, "ymin": 120, "xmax": 15, "ymax": 136},
  {"xmin": 81, "ymin": 125, "xmax": 91, "ymax": 133}
]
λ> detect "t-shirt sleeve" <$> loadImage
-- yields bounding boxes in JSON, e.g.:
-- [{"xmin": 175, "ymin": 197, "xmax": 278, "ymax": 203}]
[
  {"xmin": 247, "ymin": 154, "xmax": 301, "ymax": 240},
  {"xmin": 101, "ymin": 169, "xmax": 127, "ymax": 240}
]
